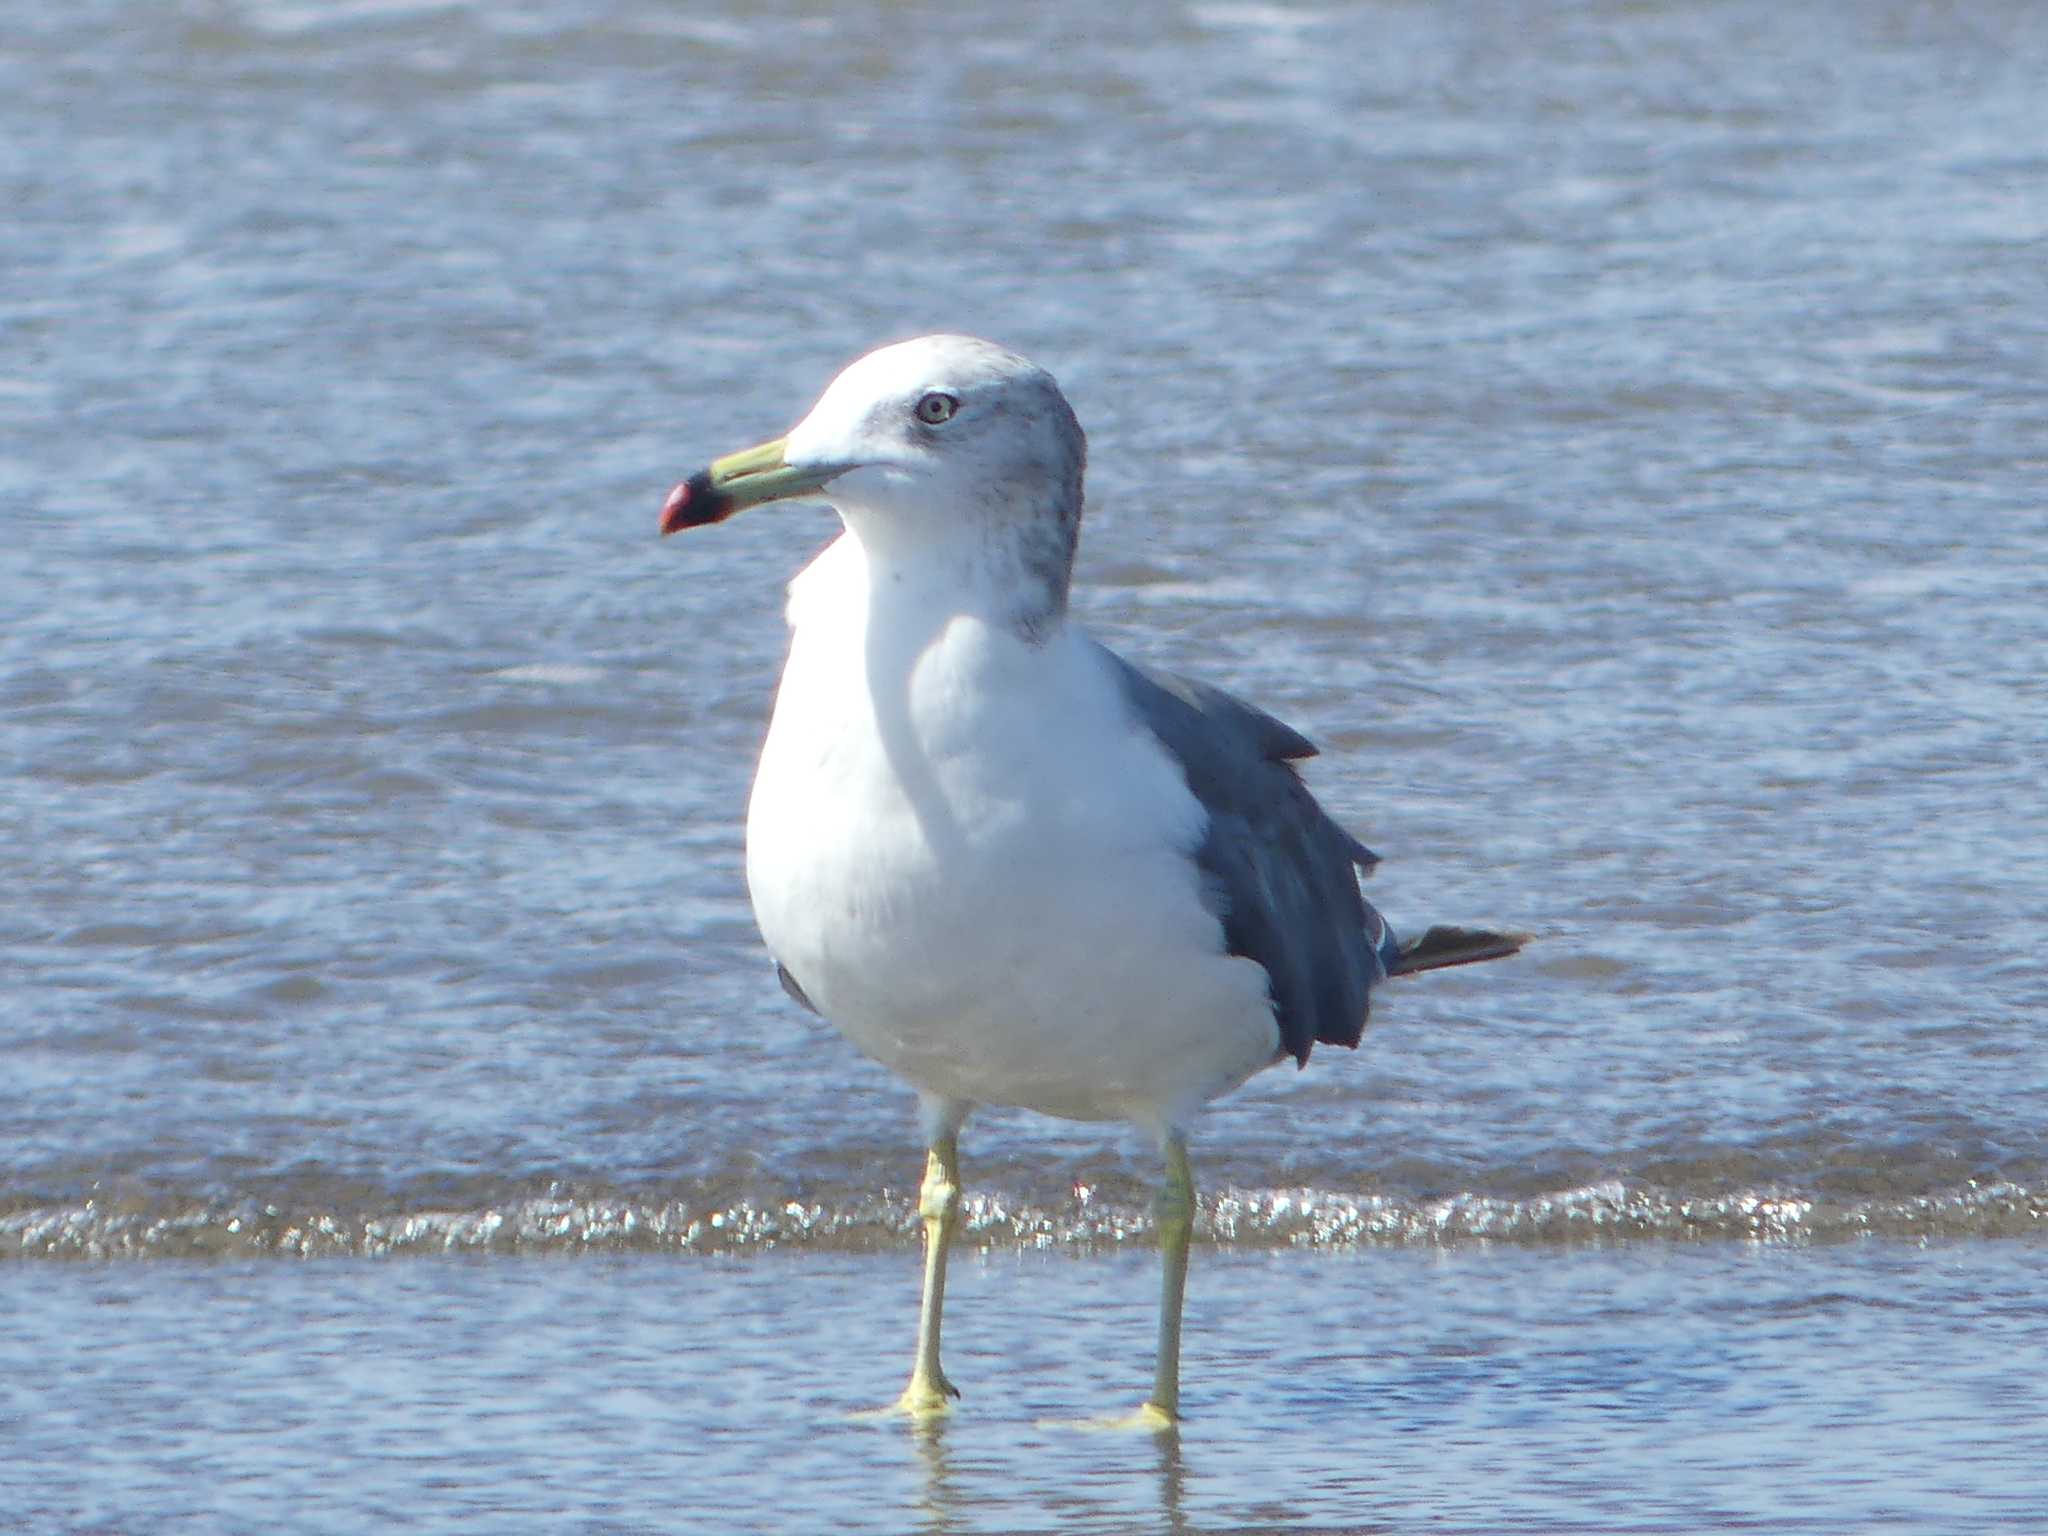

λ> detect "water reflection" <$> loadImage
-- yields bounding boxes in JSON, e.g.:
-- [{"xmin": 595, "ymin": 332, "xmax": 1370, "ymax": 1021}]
[
  {"xmin": 1155, "ymin": 1426, "xmax": 1189, "ymax": 1535},
  {"xmin": 904, "ymin": 1411, "xmax": 1191, "ymax": 1535},
  {"xmin": 907, "ymin": 1416, "xmax": 958, "ymax": 1535}
]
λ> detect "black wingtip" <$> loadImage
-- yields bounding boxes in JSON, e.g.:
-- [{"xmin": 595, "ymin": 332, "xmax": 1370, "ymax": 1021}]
[{"xmin": 1386, "ymin": 925, "xmax": 1530, "ymax": 978}]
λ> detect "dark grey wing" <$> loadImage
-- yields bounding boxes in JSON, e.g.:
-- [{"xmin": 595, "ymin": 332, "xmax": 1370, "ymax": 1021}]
[
  {"xmin": 1098, "ymin": 642, "xmax": 1399, "ymax": 1066},
  {"xmin": 776, "ymin": 962, "xmax": 820, "ymax": 1014}
]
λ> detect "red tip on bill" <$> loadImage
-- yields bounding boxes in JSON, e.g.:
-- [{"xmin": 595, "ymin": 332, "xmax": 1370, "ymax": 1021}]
[{"xmin": 659, "ymin": 480, "xmax": 694, "ymax": 537}]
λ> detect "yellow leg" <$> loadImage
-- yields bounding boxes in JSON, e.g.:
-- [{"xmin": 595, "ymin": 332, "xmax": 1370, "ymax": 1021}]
[
  {"xmin": 1048, "ymin": 1131, "xmax": 1193, "ymax": 1433},
  {"xmin": 1032, "ymin": 1130, "xmax": 1196, "ymax": 1441},
  {"xmin": 1138, "ymin": 1130, "xmax": 1194, "ymax": 1429},
  {"xmin": 891, "ymin": 1130, "xmax": 962, "ymax": 1418}
]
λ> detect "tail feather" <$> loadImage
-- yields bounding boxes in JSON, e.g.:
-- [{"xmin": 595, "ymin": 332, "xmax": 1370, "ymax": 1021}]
[{"xmin": 1387, "ymin": 924, "xmax": 1529, "ymax": 978}]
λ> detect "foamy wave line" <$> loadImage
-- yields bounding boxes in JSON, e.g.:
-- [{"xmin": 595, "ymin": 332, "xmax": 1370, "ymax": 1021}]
[{"xmin": 5, "ymin": 1179, "xmax": 2041, "ymax": 1260}]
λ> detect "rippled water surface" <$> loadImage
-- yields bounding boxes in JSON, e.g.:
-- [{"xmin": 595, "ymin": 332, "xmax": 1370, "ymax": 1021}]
[
  {"xmin": 6, "ymin": 0, "xmax": 2046, "ymax": 1530},
  {"xmin": 7, "ymin": 1244, "xmax": 2047, "ymax": 1534}
]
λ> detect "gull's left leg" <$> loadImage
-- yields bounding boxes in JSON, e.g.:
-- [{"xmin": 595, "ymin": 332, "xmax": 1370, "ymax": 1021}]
[
  {"xmin": 1037, "ymin": 1127, "xmax": 1194, "ymax": 1434},
  {"xmin": 1138, "ymin": 1127, "xmax": 1195, "ymax": 1429}
]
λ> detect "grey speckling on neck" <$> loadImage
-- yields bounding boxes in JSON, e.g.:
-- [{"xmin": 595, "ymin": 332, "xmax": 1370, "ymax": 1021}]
[{"xmin": 990, "ymin": 377, "xmax": 1087, "ymax": 644}]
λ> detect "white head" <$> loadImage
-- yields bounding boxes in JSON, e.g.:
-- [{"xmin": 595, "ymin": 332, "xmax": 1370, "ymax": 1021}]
[{"xmin": 661, "ymin": 335, "xmax": 1087, "ymax": 633}]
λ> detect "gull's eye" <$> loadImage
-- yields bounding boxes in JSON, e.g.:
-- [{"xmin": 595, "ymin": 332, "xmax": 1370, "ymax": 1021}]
[{"xmin": 915, "ymin": 391, "xmax": 959, "ymax": 426}]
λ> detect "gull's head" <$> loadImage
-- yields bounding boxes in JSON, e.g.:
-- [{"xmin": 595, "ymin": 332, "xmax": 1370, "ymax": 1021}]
[{"xmin": 661, "ymin": 335, "xmax": 1087, "ymax": 623}]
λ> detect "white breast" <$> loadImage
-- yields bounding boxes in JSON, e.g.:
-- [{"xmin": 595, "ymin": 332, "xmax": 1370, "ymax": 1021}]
[{"xmin": 744, "ymin": 535, "xmax": 1280, "ymax": 1130}]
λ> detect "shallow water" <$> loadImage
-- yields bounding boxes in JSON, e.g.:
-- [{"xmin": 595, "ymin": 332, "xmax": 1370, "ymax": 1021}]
[
  {"xmin": 7, "ymin": 1244, "xmax": 2047, "ymax": 1535},
  {"xmin": 5, "ymin": 0, "xmax": 2046, "ymax": 1529}
]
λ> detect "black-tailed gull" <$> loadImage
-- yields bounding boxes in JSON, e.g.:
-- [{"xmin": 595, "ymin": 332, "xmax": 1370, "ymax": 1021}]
[{"xmin": 659, "ymin": 334, "xmax": 1525, "ymax": 1428}]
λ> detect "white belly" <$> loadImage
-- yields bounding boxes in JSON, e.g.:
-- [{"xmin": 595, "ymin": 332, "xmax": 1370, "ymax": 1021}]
[{"xmin": 743, "ymin": 540, "xmax": 1280, "ymax": 1129}]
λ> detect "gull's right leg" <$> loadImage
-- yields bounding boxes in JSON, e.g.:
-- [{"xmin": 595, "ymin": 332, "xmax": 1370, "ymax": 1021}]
[{"xmin": 887, "ymin": 1096, "xmax": 968, "ymax": 1418}]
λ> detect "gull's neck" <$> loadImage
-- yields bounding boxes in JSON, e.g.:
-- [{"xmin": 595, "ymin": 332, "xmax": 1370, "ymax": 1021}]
[{"xmin": 829, "ymin": 489, "xmax": 1078, "ymax": 645}]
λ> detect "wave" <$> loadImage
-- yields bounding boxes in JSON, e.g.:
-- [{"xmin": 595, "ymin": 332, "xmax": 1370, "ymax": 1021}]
[{"xmin": 6, "ymin": 1177, "xmax": 2042, "ymax": 1260}]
